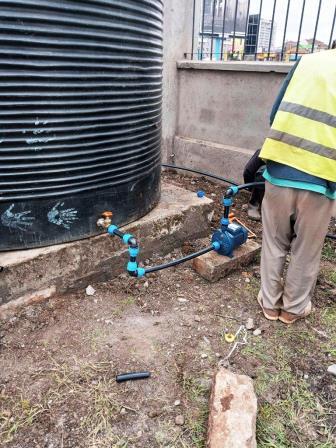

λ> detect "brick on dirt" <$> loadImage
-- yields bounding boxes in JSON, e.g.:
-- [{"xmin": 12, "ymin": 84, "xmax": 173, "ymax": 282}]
[
  {"xmin": 207, "ymin": 368, "xmax": 257, "ymax": 448},
  {"xmin": 193, "ymin": 239, "xmax": 261, "ymax": 282}
]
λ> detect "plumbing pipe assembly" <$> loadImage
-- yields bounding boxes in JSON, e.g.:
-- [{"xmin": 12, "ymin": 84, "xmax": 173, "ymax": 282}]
[
  {"xmin": 97, "ymin": 166, "xmax": 265, "ymax": 278},
  {"xmin": 97, "ymin": 165, "xmax": 335, "ymax": 278}
]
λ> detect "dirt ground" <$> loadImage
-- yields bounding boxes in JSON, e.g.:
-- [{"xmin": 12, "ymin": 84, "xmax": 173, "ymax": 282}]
[{"xmin": 1, "ymin": 172, "xmax": 335, "ymax": 448}]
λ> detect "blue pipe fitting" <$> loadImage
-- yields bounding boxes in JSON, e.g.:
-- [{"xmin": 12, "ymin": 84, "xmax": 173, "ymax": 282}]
[
  {"xmin": 137, "ymin": 267, "xmax": 146, "ymax": 278},
  {"xmin": 223, "ymin": 197, "xmax": 233, "ymax": 207},
  {"xmin": 197, "ymin": 190, "xmax": 206, "ymax": 198},
  {"xmin": 123, "ymin": 233, "xmax": 133, "ymax": 245},
  {"xmin": 127, "ymin": 261, "xmax": 138, "ymax": 273},
  {"xmin": 107, "ymin": 224, "xmax": 119, "ymax": 235},
  {"xmin": 221, "ymin": 217, "xmax": 229, "ymax": 227},
  {"xmin": 129, "ymin": 246, "xmax": 139, "ymax": 257},
  {"xmin": 212, "ymin": 241, "xmax": 221, "ymax": 251},
  {"xmin": 229, "ymin": 186, "xmax": 239, "ymax": 196}
]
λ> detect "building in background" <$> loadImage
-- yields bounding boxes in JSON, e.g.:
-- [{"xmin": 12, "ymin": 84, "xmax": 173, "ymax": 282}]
[
  {"xmin": 245, "ymin": 14, "xmax": 276, "ymax": 60},
  {"xmin": 200, "ymin": 0, "xmax": 248, "ymax": 60},
  {"xmin": 284, "ymin": 39, "xmax": 328, "ymax": 61}
]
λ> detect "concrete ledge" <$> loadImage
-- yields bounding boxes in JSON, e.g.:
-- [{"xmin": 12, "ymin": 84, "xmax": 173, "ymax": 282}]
[
  {"xmin": 0, "ymin": 183, "xmax": 213, "ymax": 317},
  {"xmin": 193, "ymin": 240, "xmax": 261, "ymax": 282},
  {"xmin": 173, "ymin": 135, "xmax": 254, "ymax": 185},
  {"xmin": 177, "ymin": 60, "xmax": 293, "ymax": 73}
]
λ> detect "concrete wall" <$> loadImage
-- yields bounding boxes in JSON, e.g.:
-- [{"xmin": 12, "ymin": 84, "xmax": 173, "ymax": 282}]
[
  {"xmin": 172, "ymin": 61, "xmax": 293, "ymax": 182},
  {"xmin": 162, "ymin": 0, "xmax": 195, "ymax": 162}
]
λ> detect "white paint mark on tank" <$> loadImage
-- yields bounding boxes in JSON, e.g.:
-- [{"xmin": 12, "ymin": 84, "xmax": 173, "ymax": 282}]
[
  {"xmin": 47, "ymin": 202, "xmax": 79, "ymax": 230},
  {"xmin": 1, "ymin": 204, "xmax": 35, "ymax": 232}
]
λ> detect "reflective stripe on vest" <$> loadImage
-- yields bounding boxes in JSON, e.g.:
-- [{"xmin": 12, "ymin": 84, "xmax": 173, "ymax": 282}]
[{"xmin": 260, "ymin": 50, "xmax": 336, "ymax": 182}]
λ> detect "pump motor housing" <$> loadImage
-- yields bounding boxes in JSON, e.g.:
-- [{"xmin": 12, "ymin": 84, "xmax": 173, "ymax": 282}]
[{"xmin": 212, "ymin": 223, "xmax": 248, "ymax": 258}]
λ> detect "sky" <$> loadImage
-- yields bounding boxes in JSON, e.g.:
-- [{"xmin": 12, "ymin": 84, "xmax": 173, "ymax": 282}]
[{"xmin": 248, "ymin": 0, "xmax": 336, "ymax": 47}]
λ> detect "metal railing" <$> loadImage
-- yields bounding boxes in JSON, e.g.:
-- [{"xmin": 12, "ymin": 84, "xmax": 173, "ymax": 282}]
[{"xmin": 188, "ymin": 0, "xmax": 336, "ymax": 62}]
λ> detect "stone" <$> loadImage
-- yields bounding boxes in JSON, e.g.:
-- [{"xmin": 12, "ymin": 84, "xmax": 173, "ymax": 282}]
[
  {"xmin": 246, "ymin": 318, "xmax": 255, "ymax": 330},
  {"xmin": 201, "ymin": 353, "xmax": 208, "ymax": 359},
  {"xmin": 193, "ymin": 240, "xmax": 261, "ymax": 283},
  {"xmin": 0, "ymin": 183, "xmax": 213, "ymax": 316},
  {"xmin": 177, "ymin": 298, "xmax": 188, "ymax": 303},
  {"xmin": 85, "ymin": 285, "xmax": 96, "ymax": 296},
  {"xmin": 194, "ymin": 315, "xmax": 201, "ymax": 322},
  {"xmin": 207, "ymin": 368, "xmax": 257, "ymax": 448},
  {"xmin": 253, "ymin": 328, "xmax": 262, "ymax": 336},
  {"xmin": 175, "ymin": 415, "xmax": 185, "ymax": 426},
  {"xmin": 174, "ymin": 400, "xmax": 181, "ymax": 407},
  {"xmin": 327, "ymin": 364, "xmax": 336, "ymax": 376}
]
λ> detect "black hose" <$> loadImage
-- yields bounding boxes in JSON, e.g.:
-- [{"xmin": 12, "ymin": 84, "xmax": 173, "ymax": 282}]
[
  {"xmin": 326, "ymin": 233, "xmax": 336, "ymax": 240},
  {"xmin": 144, "ymin": 245, "xmax": 214, "ymax": 274},
  {"xmin": 236, "ymin": 181, "xmax": 265, "ymax": 191},
  {"xmin": 116, "ymin": 371, "xmax": 151, "ymax": 383},
  {"xmin": 113, "ymin": 228, "xmax": 125, "ymax": 239},
  {"xmin": 162, "ymin": 163, "xmax": 239, "ymax": 186}
]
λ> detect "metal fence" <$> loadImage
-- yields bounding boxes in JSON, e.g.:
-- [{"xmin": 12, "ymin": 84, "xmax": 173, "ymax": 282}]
[{"xmin": 189, "ymin": 0, "xmax": 336, "ymax": 62}]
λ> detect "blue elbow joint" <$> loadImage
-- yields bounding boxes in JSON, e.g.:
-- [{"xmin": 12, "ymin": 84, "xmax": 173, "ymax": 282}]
[
  {"xmin": 123, "ymin": 233, "xmax": 133, "ymax": 245},
  {"xmin": 137, "ymin": 267, "xmax": 146, "ymax": 278},
  {"xmin": 127, "ymin": 261, "xmax": 138, "ymax": 274},
  {"xmin": 107, "ymin": 224, "xmax": 119, "ymax": 235}
]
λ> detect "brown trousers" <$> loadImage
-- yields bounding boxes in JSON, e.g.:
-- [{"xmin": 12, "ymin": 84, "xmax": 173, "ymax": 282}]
[{"xmin": 260, "ymin": 182, "xmax": 334, "ymax": 315}]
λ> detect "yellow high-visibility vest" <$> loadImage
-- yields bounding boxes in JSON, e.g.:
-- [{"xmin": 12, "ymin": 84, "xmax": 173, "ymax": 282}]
[{"xmin": 260, "ymin": 49, "xmax": 336, "ymax": 182}]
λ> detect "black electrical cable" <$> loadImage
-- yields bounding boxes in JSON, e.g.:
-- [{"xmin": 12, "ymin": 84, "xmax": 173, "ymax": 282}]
[
  {"xmin": 162, "ymin": 163, "xmax": 239, "ymax": 186},
  {"xmin": 326, "ymin": 233, "xmax": 336, "ymax": 240},
  {"xmin": 236, "ymin": 181, "xmax": 265, "ymax": 191},
  {"xmin": 144, "ymin": 245, "xmax": 215, "ymax": 274}
]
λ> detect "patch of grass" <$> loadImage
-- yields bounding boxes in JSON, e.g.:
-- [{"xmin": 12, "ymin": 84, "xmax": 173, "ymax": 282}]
[
  {"xmin": 326, "ymin": 270, "xmax": 336, "ymax": 285},
  {"xmin": 322, "ymin": 241, "xmax": 336, "ymax": 262},
  {"xmin": 257, "ymin": 378, "xmax": 334, "ymax": 448},
  {"xmin": 320, "ymin": 305, "xmax": 336, "ymax": 328},
  {"xmin": 238, "ymin": 320, "xmax": 335, "ymax": 447},
  {"xmin": 246, "ymin": 276, "xmax": 261, "ymax": 296},
  {"xmin": 320, "ymin": 305, "xmax": 336, "ymax": 361},
  {"xmin": 0, "ymin": 395, "xmax": 47, "ymax": 444},
  {"xmin": 110, "ymin": 296, "xmax": 136, "ymax": 319},
  {"xmin": 0, "ymin": 360, "xmax": 134, "ymax": 447},
  {"xmin": 181, "ymin": 375, "xmax": 209, "ymax": 447},
  {"xmin": 186, "ymin": 403, "xmax": 209, "ymax": 448},
  {"xmin": 89, "ymin": 328, "xmax": 105, "ymax": 351},
  {"xmin": 242, "ymin": 337, "xmax": 272, "ymax": 363}
]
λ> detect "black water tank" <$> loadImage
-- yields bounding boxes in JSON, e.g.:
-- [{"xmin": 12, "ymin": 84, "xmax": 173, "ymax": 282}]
[{"xmin": 0, "ymin": 0, "xmax": 162, "ymax": 251}]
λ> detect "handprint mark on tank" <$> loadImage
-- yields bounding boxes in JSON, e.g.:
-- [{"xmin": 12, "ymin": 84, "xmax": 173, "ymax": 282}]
[
  {"xmin": 1, "ymin": 204, "xmax": 35, "ymax": 231},
  {"xmin": 47, "ymin": 202, "xmax": 78, "ymax": 230}
]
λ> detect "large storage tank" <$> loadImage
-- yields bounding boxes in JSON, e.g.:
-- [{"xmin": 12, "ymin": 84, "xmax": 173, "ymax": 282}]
[{"xmin": 0, "ymin": 0, "xmax": 162, "ymax": 251}]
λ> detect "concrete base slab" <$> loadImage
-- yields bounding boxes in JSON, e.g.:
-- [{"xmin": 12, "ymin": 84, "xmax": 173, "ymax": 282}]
[
  {"xmin": 207, "ymin": 368, "xmax": 257, "ymax": 448},
  {"xmin": 0, "ymin": 183, "xmax": 213, "ymax": 318},
  {"xmin": 193, "ymin": 239, "xmax": 261, "ymax": 282}
]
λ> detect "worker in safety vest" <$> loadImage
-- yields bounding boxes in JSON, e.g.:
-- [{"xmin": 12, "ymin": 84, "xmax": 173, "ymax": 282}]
[{"xmin": 257, "ymin": 49, "xmax": 336, "ymax": 325}]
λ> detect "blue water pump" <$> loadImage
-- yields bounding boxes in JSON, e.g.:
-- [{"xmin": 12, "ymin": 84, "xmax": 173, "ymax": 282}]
[{"xmin": 211, "ymin": 188, "xmax": 248, "ymax": 258}]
